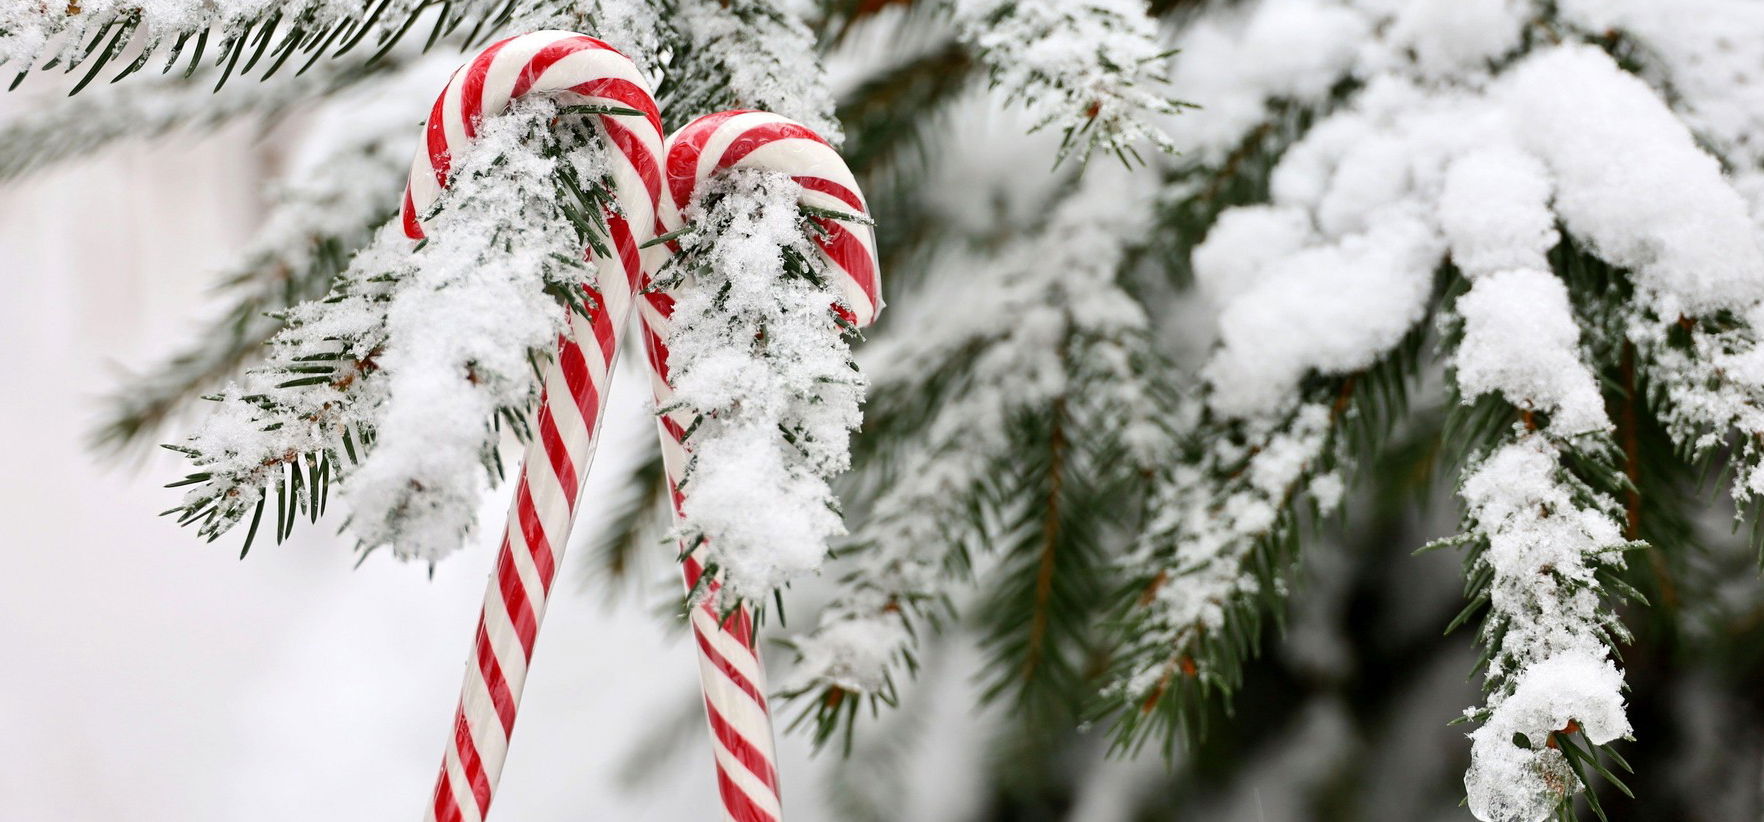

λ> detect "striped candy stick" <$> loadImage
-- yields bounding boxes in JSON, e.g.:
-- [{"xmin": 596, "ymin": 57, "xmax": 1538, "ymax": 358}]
[
  {"xmin": 400, "ymin": 31, "xmax": 666, "ymax": 822},
  {"xmin": 639, "ymin": 111, "xmax": 883, "ymax": 822}
]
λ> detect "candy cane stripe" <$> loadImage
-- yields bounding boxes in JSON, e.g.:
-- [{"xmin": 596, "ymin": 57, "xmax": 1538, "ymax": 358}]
[
  {"xmin": 639, "ymin": 110, "xmax": 882, "ymax": 822},
  {"xmin": 404, "ymin": 32, "xmax": 665, "ymax": 820},
  {"xmin": 535, "ymin": 405, "xmax": 579, "ymax": 504},
  {"xmin": 493, "ymin": 544, "xmax": 538, "ymax": 656},
  {"xmin": 705, "ymin": 710, "xmax": 781, "ymax": 798},
  {"xmin": 713, "ymin": 763, "xmax": 781, "ymax": 822},
  {"xmin": 408, "ymin": 31, "xmax": 879, "ymax": 821}
]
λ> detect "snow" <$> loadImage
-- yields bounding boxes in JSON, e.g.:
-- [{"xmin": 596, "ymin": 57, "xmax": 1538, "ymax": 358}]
[
  {"xmin": 1437, "ymin": 147, "xmax": 1558, "ymax": 278},
  {"xmin": 1163, "ymin": 0, "xmax": 1370, "ymax": 162},
  {"xmin": 1122, "ymin": 400, "xmax": 1337, "ymax": 683},
  {"xmin": 1467, "ymin": 651, "xmax": 1632, "ymax": 822},
  {"xmin": 245, "ymin": 56, "xmax": 456, "ymax": 282},
  {"xmin": 1375, "ymin": 0, "xmax": 1527, "ymax": 79},
  {"xmin": 953, "ymin": 0, "xmax": 1181, "ymax": 161},
  {"xmin": 1453, "ymin": 269, "xmax": 1609, "ymax": 436},
  {"xmin": 178, "ymin": 96, "xmax": 607, "ymax": 559},
  {"xmin": 1499, "ymin": 43, "xmax": 1764, "ymax": 317},
  {"xmin": 664, "ymin": 169, "xmax": 863, "ymax": 605},
  {"xmin": 1460, "ymin": 437, "xmax": 1626, "ymax": 670},
  {"xmin": 346, "ymin": 98, "xmax": 603, "ymax": 558},
  {"xmin": 1458, "ymin": 435, "xmax": 1632, "ymax": 821},
  {"xmin": 782, "ymin": 613, "xmax": 911, "ymax": 694},
  {"xmin": 1117, "ymin": 29, "xmax": 1753, "ymax": 812},
  {"xmin": 174, "ymin": 227, "xmax": 407, "ymax": 542},
  {"xmin": 1558, "ymin": 0, "xmax": 1764, "ymax": 170},
  {"xmin": 1186, "ymin": 41, "xmax": 1764, "ymax": 419},
  {"xmin": 1189, "ymin": 205, "xmax": 1316, "ymax": 306},
  {"xmin": 790, "ymin": 164, "xmax": 1160, "ymax": 696},
  {"xmin": 668, "ymin": 0, "xmax": 843, "ymax": 141},
  {"xmin": 1200, "ymin": 211, "xmax": 1440, "ymax": 417}
]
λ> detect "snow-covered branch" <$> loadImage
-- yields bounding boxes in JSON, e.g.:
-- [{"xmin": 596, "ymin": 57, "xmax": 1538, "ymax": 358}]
[
  {"xmin": 784, "ymin": 166, "xmax": 1163, "ymax": 722},
  {"xmin": 1, "ymin": 1, "xmax": 460, "ymax": 86},
  {"xmin": 661, "ymin": 169, "xmax": 865, "ymax": 607},
  {"xmin": 168, "ymin": 97, "xmax": 615, "ymax": 559},
  {"xmin": 1456, "ymin": 433, "xmax": 1635, "ymax": 822},
  {"xmin": 662, "ymin": 0, "xmax": 842, "ymax": 140},
  {"xmin": 952, "ymin": 0, "xmax": 1183, "ymax": 163},
  {"xmin": 94, "ymin": 58, "xmax": 449, "ymax": 450}
]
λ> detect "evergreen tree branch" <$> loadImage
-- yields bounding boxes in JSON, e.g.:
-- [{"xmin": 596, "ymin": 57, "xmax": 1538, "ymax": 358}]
[
  {"xmin": 950, "ymin": 0, "xmax": 1190, "ymax": 165},
  {"xmin": 92, "ymin": 67, "xmax": 425, "ymax": 450},
  {"xmin": 163, "ymin": 98, "xmax": 618, "ymax": 558},
  {"xmin": 0, "ymin": 50, "xmax": 390, "ymax": 184},
  {"xmin": 1104, "ymin": 323, "xmax": 1426, "ymax": 756},
  {"xmin": 656, "ymin": 0, "xmax": 841, "ymax": 139},
  {"xmin": 831, "ymin": 39, "xmax": 975, "ymax": 292},
  {"xmin": 2, "ymin": 2, "xmax": 508, "ymax": 93},
  {"xmin": 782, "ymin": 166, "xmax": 1166, "ymax": 747}
]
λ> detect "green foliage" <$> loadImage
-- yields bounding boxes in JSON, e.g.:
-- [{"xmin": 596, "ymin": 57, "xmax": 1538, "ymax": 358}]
[
  {"xmin": 13, "ymin": 2, "xmax": 1764, "ymax": 817},
  {"xmin": 974, "ymin": 354, "xmax": 1147, "ymax": 735},
  {"xmin": 833, "ymin": 40, "xmax": 975, "ymax": 285},
  {"xmin": 1104, "ymin": 320, "xmax": 1430, "ymax": 756},
  {"xmin": 92, "ymin": 235, "xmax": 352, "ymax": 453},
  {"xmin": 160, "ymin": 103, "xmax": 618, "ymax": 557},
  {"xmin": 7, "ymin": 1, "xmax": 516, "ymax": 94}
]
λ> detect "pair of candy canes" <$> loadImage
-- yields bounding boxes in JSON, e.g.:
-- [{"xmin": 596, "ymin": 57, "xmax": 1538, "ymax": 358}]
[{"xmin": 402, "ymin": 31, "xmax": 880, "ymax": 822}]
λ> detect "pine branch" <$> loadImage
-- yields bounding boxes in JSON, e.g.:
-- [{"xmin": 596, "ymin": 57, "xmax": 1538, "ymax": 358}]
[
  {"xmin": 783, "ymin": 168, "xmax": 1166, "ymax": 747},
  {"xmin": 656, "ymin": 0, "xmax": 842, "ymax": 139},
  {"xmin": 951, "ymin": 0, "xmax": 1191, "ymax": 165},
  {"xmin": 92, "ymin": 73, "xmax": 421, "ymax": 450},
  {"xmin": 976, "ymin": 353, "xmax": 1151, "ymax": 735},
  {"xmin": 831, "ymin": 39, "xmax": 974, "ymax": 290},
  {"xmin": 92, "ymin": 233, "xmax": 357, "ymax": 453},
  {"xmin": 834, "ymin": 40, "xmax": 972, "ymax": 178},
  {"xmin": 1427, "ymin": 243, "xmax": 1643, "ymax": 821},
  {"xmin": 1149, "ymin": 90, "xmax": 1350, "ymax": 292},
  {"xmin": 1105, "ymin": 320, "xmax": 1429, "ymax": 755},
  {"xmin": 0, "ymin": 50, "xmax": 389, "ymax": 183},
  {"xmin": 2, "ymin": 2, "xmax": 510, "ymax": 93},
  {"xmin": 1442, "ymin": 421, "xmax": 1639, "ymax": 822},
  {"xmin": 815, "ymin": 0, "xmax": 927, "ymax": 45},
  {"xmin": 162, "ymin": 98, "xmax": 618, "ymax": 558}
]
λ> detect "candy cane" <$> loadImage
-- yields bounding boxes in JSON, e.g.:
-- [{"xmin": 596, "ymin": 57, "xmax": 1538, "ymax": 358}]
[
  {"xmin": 639, "ymin": 111, "xmax": 882, "ymax": 822},
  {"xmin": 400, "ymin": 31, "xmax": 665, "ymax": 822}
]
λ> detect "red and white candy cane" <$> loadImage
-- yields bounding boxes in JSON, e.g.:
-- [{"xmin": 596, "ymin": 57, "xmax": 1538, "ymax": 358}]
[
  {"xmin": 638, "ymin": 111, "xmax": 882, "ymax": 822},
  {"xmin": 400, "ymin": 31, "xmax": 665, "ymax": 822}
]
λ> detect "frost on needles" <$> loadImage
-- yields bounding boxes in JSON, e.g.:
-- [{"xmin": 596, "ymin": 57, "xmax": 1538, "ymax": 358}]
[
  {"xmin": 33, "ymin": 1, "xmax": 1764, "ymax": 817},
  {"xmin": 953, "ymin": 0, "xmax": 1183, "ymax": 163},
  {"xmin": 169, "ymin": 98, "xmax": 615, "ymax": 560},
  {"xmin": 660, "ymin": 169, "xmax": 865, "ymax": 609},
  {"xmin": 784, "ymin": 164, "xmax": 1167, "ymax": 716},
  {"xmin": 95, "ymin": 56, "xmax": 453, "ymax": 450},
  {"xmin": 1106, "ymin": 19, "xmax": 1764, "ymax": 820}
]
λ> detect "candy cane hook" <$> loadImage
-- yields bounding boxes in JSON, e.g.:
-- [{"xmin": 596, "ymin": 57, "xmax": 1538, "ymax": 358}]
[
  {"xmin": 638, "ymin": 110, "xmax": 883, "ymax": 822},
  {"xmin": 401, "ymin": 31, "xmax": 664, "ymax": 822}
]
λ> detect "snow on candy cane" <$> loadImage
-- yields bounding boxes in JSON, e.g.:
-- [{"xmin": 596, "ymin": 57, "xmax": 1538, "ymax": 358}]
[
  {"xmin": 399, "ymin": 31, "xmax": 881, "ymax": 822},
  {"xmin": 636, "ymin": 110, "xmax": 882, "ymax": 822},
  {"xmin": 400, "ymin": 31, "xmax": 665, "ymax": 822}
]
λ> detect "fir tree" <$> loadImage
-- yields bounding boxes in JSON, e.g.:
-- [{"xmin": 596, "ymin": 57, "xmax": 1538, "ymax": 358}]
[{"xmin": 7, "ymin": 0, "xmax": 1764, "ymax": 818}]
